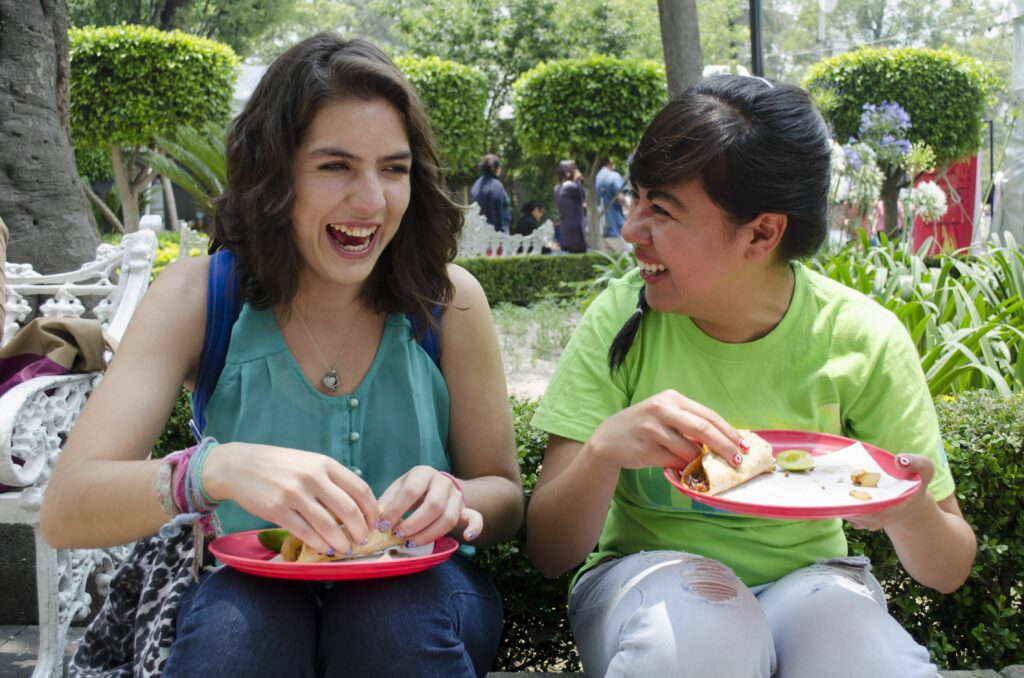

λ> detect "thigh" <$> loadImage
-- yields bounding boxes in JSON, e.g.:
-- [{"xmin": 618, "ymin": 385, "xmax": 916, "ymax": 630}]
[
  {"xmin": 317, "ymin": 556, "xmax": 503, "ymax": 678},
  {"xmin": 759, "ymin": 556, "xmax": 939, "ymax": 678},
  {"xmin": 569, "ymin": 551, "xmax": 775, "ymax": 678},
  {"xmin": 164, "ymin": 566, "xmax": 319, "ymax": 678}
]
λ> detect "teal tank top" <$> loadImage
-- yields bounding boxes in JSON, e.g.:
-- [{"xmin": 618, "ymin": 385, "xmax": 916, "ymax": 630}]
[{"xmin": 204, "ymin": 303, "xmax": 451, "ymax": 535}]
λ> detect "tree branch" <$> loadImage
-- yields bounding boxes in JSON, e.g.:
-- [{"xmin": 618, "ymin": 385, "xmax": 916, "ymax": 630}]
[{"xmin": 83, "ymin": 183, "xmax": 124, "ymax": 233}]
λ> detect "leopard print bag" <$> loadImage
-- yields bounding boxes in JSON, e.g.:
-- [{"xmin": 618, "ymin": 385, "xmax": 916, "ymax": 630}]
[{"xmin": 68, "ymin": 522, "xmax": 207, "ymax": 677}]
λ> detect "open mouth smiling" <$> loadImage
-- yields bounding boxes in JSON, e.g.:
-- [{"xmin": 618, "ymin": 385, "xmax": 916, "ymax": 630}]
[{"xmin": 327, "ymin": 222, "xmax": 379, "ymax": 254}]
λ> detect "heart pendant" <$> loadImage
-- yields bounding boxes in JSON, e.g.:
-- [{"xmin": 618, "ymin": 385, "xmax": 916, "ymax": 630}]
[{"xmin": 322, "ymin": 369, "xmax": 339, "ymax": 391}]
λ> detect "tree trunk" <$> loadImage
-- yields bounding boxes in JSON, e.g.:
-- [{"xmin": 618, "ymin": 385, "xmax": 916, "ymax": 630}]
[
  {"xmin": 658, "ymin": 0, "xmax": 703, "ymax": 99},
  {"xmin": 583, "ymin": 155, "xmax": 602, "ymax": 251},
  {"xmin": 0, "ymin": 0, "xmax": 100, "ymax": 273},
  {"xmin": 881, "ymin": 169, "xmax": 907, "ymax": 239},
  {"xmin": 111, "ymin": 146, "xmax": 142, "ymax": 233},
  {"xmin": 161, "ymin": 174, "xmax": 179, "ymax": 232}
]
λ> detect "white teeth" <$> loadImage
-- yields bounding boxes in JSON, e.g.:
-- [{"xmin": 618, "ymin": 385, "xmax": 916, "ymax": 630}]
[
  {"xmin": 330, "ymin": 223, "xmax": 378, "ymax": 238},
  {"xmin": 639, "ymin": 261, "xmax": 667, "ymax": 274}
]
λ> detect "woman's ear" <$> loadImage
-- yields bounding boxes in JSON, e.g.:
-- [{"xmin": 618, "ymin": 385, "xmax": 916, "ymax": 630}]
[{"xmin": 742, "ymin": 213, "xmax": 788, "ymax": 261}]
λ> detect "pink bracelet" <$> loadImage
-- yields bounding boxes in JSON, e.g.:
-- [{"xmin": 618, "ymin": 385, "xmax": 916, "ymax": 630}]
[{"xmin": 438, "ymin": 471, "xmax": 464, "ymax": 499}]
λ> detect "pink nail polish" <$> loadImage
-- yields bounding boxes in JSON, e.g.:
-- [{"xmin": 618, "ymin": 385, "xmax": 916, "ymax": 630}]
[
  {"xmin": 732, "ymin": 453, "xmax": 743, "ymax": 466},
  {"xmin": 739, "ymin": 439, "xmax": 750, "ymax": 451},
  {"xmin": 898, "ymin": 455, "xmax": 911, "ymax": 467}
]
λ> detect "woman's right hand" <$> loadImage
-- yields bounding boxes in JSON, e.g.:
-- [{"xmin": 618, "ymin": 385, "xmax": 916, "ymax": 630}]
[
  {"xmin": 202, "ymin": 442, "xmax": 380, "ymax": 557},
  {"xmin": 586, "ymin": 389, "xmax": 748, "ymax": 471}
]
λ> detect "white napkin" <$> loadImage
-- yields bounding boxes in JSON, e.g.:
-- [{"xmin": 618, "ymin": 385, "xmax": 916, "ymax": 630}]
[{"xmin": 719, "ymin": 442, "xmax": 919, "ymax": 508}]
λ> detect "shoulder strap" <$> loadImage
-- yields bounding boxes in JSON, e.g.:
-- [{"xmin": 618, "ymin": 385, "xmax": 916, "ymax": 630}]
[
  {"xmin": 407, "ymin": 305, "xmax": 442, "ymax": 367},
  {"xmin": 190, "ymin": 249, "xmax": 242, "ymax": 439}
]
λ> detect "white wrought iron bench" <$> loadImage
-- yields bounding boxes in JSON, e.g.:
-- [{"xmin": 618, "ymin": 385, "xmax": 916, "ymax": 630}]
[
  {"xmin": 0, "ymin": 230, "xmax": 158, "ymax": 678},
  {"xmin": 458, "ymin": 203, "xmax": 554, "ymax": 257}
]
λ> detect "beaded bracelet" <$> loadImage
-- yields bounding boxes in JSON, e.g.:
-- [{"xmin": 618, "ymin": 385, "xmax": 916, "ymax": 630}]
[{"xmin": 438, "ymin": 471, "xmax": 464, "ymax": 500}]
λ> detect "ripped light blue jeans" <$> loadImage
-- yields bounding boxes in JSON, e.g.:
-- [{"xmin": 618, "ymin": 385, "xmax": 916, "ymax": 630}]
[{"xmin": 568, "ymin": 551, "xmax": 939, "ymax": 678}]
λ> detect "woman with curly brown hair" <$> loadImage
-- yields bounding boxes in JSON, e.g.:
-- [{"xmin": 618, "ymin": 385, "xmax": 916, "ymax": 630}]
[{"xmin": 42, "ymin": 33, "xmax": 522, "ymax": 677}]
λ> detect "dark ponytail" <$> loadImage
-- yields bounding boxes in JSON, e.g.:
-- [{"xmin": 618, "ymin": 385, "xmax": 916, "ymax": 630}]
[{"xmin": 608, "ymin": 287, "xmax": 649, "ymax": 373}]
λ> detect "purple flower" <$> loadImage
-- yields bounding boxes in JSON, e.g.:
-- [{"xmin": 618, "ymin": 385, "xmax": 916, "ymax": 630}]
[{"xmin": 845, "ymin": 146, "xmax": 863, "ymax": 170}]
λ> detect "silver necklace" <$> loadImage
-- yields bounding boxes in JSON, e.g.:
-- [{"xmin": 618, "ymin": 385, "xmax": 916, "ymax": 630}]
[{"xmin": 293, "ymin": 304, "xmax": 363, "ymax": 391}]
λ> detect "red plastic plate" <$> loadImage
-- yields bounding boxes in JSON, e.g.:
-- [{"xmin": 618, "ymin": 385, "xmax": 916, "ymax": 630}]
[
  {"xmin": 663, "ymin": 430, "xmax": 922, "ymax": 520},
  {"xmin": 209, "ymin": 531, "xmax": 459, "ymax": 580}
]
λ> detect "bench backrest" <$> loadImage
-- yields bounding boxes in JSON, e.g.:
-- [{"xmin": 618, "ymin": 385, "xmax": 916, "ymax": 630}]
[{"xmin": 3, "ymin": 230, "xmax": 159, "ymax": 346}]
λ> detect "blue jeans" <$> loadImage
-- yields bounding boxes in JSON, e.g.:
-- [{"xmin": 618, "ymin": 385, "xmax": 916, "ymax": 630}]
[{"xmin": 163, "ymin": 556, "xmax": 503, "ymax": 677}]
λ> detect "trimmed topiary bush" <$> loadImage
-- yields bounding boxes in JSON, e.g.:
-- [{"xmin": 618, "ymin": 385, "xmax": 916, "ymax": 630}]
[
  {"xmin": 70, "ymin": 25, "xmax": 238, "ymax": 232},
  {"xmin": 513, "ymin": 56, "xmax": 666, "ymax": 247},
  {"xmin": 805, "ymin": 47, "xmax": 1000, "ymax": 167},
  {"xmin": 395, "ymin": 56, "xmax": 488, "ymax": 179}
]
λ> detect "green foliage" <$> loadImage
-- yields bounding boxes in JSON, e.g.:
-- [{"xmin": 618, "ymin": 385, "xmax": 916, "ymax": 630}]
[
  {"xmin": 146, "ymin": 122, "xmax": 227, "ymax": 218},
  {"xmin": 811, "ymin": 232, "xmax": 1024, "ymax": 397},
  {"xmin": 394, "ymin": 56, "xmax": 487, "ymax": 178},
  {"xmin": 805, "ymin": 47, "xmax": 1001, "ymax": 166},
  {"xmin": 67, "ymin": 0, "xmax": 295, "ymax": 58},
  {"xmin": 454, "ymin": 253, "xmax": 610, "ymax": 306},
  {"xmin": 475, "ymin": 398, "xmax": 580, "ymax": 671},
  {"xmin": 513, "ymin": 56, "xmax": 666, "ymax": 164},
  {"xmin": 845, "ymin": 390, "xmax": 1024, "ymax": 669},
  {"xmin": 153, "ymin": 390, "xmax": 195, "ymax": 459},
  {"xmin": 75, "ymin": 145, "xmax": 114, "ymax": 185},
  {"xmin": 69, "ymin": 25, "xmax": 239, "ymax": 150}
]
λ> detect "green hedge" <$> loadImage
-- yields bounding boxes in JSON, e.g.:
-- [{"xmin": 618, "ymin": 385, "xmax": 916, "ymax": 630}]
[
  {"xmin": 850, "ymin": 391, "xmax": 1024, "ymax": 669},
  {"xmin": 152, "ymin": 390, "xmax": 1021, "ymax": 670},
  {"xmin": 454, "ymin": 253, "xmax": 608, "ymax": 305}
]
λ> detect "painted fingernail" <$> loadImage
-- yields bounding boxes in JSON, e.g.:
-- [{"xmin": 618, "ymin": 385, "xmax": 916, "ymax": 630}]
[
  {"xmin": 405, "ymin": 539, "xmax": 416, "ymax": 548},
  {"xmin": 739, "ymin": 439, "xmax": 750, "ymax": 451},
  {"xmin": 898, "ymin": 455, "xmax": 911, "ymax": 467},
  {"xmin": 393, "ymin": 528, "xmax": 403, "ymax": 538},
  {"xmin": 360, "ymin": 537, "xmax": 369, "ymax": 546},
  {"xmin": 732, "ymin": 453, "xmax": 744, "ymax": 467},
  {"xmin": 377, "ymin": 519, "xmax": 391, "ymax": 531},
  {"xmin": 345, "ymin": 547, "xmax": 353, "ymax": 556},
  {"xmin": 326, "ymin": 547, "xmax": 336, "ymax": 557},
  {"xmin": 467, "ymin": 530, "xmax": 478, "ymax": 541}
]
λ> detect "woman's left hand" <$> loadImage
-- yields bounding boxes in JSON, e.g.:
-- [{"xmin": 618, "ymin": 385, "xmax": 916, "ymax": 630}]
[
  {"xmin": 376, "ymin": 465, "xmax": 482, "ymax": 547},
  {"xmin": 844, "ymin": 454, "xmax": 935, "ymax": 532}
]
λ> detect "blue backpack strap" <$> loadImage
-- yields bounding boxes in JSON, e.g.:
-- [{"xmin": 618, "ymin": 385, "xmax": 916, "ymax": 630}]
[
  {"xmin": 407, "ymin": 304, "xmax": 442, "ymax": 367},
  {"xmin": 190, "ymin": 250, "xmax": 242, "ymax": 440}
]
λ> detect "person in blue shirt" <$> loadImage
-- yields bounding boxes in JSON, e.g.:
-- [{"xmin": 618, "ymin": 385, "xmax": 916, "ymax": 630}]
[
  {"xmin": 596, "ymin": 159, "xmax": 630, "ymax": 253},
  {"xmin": 470, "ymin": 153, "xmax": 511, "ymax": 232}
]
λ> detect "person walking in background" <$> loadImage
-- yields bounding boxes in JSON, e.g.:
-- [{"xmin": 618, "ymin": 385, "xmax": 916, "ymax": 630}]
[
  {"xmin": 596, "ymin": 159, "xmax": 631, "ymax": 254},
  {"xmin": 513, "ymin": 201, "xmax": 544, "ymax": 237},
  {"xmin": 554, "ymin": 160, "xmax": 588, "ymax": 253},
  {"xmin": 470, "ymin": 153, "xmax": 511, "ymax": 233}
]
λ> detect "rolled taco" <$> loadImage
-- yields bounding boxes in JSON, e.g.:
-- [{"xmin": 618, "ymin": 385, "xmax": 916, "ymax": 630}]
[
  {"xmin": 280, "ymin": 525, "xmax": 405, "ymax": 563},
  {"xmin": 681, "ymin": 430, "xmax": 775, "ymax": 496}
]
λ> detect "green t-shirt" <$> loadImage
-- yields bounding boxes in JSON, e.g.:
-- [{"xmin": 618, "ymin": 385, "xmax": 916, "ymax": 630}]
[{"xmin": 532, "ymin": 264, "xmax": 954, "ymax": 587}]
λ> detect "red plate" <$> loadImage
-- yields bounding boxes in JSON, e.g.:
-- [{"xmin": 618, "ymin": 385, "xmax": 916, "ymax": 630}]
[
  {"xmin": 209, "ymin": 531, "xmax": 459, "ymax": 580},
  {"xmin": 663, "ymin": 430, "xmax": 922, "ymax": 520}
]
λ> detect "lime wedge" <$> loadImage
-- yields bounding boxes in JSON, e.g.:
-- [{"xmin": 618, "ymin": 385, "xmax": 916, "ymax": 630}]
[
  {"xmin": 257, "ymin": 528, "xmax": 290, "ymax": 553},
  {"xmin": 776, "ymin": 449, "xmax": 814, "ymax": 472}
]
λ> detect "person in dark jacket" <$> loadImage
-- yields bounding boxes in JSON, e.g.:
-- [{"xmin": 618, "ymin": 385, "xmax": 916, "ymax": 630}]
[
  {"xmin": 554, "ymin": 160, "xmax": 588, "ymax": 253},
  {"xmin": 470, "ymin": 154, "xmax": 511, "ymax": 232},
  {"xmin": 514, "ymin": 201, "xmax": 544, "ymax": 236}
]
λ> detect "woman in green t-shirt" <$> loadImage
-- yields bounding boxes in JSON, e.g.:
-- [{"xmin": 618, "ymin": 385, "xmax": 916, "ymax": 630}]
[{"xmin": 528, "ymin": 75, "xmax": 975, "ymax": 677}]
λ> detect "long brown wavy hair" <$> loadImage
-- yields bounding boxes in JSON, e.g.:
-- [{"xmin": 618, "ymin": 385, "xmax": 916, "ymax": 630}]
[{"xmin": 211, "ymin": 33, "xmax": 463, "ymax": 335}]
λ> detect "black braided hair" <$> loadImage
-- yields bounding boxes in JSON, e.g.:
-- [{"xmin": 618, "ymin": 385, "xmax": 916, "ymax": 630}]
[{"xmin": 608, "ymin": 287, "xmax": 649, "ymax": 373}]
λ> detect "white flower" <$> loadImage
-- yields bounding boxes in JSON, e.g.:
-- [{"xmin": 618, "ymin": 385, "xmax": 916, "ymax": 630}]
[{"xmin": 901, "ymin": 181, "xmax": 948, "ymax": 223}]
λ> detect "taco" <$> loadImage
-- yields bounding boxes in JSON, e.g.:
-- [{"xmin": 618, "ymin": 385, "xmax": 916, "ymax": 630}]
[
  {"xmin": 280, "ymin": 525, "xmax": 405, "ymax": 562},
  {"xmin": 681, "ymin": 430, "xmax": 775, "ymax": 496}
]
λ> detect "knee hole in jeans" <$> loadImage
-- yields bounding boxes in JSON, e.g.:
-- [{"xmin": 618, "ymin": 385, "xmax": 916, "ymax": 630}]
[{"xmin": 681, "ymin": 557, "xmax": 739, "ymax": 603}]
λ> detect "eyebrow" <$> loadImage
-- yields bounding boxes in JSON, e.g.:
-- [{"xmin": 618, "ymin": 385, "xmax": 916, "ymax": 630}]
[
  {"xmin": 307, "ymin": 147, "xmax": 412, "ymax": 162},
  {"xmin": 645, "ymin": 188, "xmax": 686, "ymax": 211}
]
